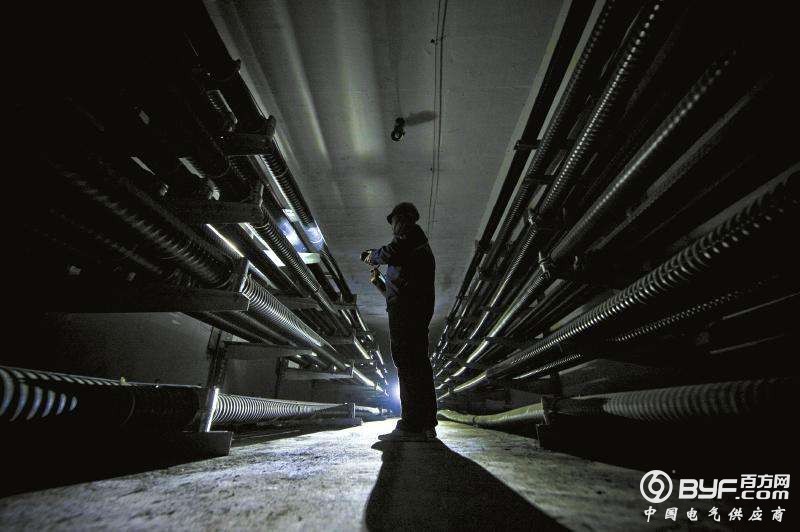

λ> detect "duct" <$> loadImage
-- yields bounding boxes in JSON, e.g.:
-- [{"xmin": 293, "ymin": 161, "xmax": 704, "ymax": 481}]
[
  {"xmin": 449, "ymin": 178, "xmax": 798, "ymax": 395},
  {"xmin": 441, "ymin": 378, "xmax": 793, "ymax": 427}
]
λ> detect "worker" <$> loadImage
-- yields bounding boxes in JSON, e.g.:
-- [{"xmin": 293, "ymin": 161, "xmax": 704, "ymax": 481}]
[{"xmin": 362, "ymin": 202, "xmax": 438, "ymax": 441}]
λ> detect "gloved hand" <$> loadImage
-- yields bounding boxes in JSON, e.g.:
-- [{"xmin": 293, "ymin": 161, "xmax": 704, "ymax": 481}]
[{"xmin": 361, "ymin": 249, "xmax": 374, "ymax": 265}]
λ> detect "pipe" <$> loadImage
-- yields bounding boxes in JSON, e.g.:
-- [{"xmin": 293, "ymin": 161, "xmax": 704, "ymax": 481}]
[
  {"xmin": 451, "ymin": 177, "xmax": 798, "ymax": 394},
  {"xmin": 260, "ymin": 141, "xmax": 354, "ymax": 300},
  {"xmin": 0, "ymin": 366, "xmax": 381, "ymax": 429},
  {"xmin": 481, "ymin": 0, "xmax": 641, "ymax": 271},
  {"xmin": 250, "ymin": 196, "xmax": 348, "ymax": 334},
  {"xmin": 214, "ymin": 394, "xmax": 355, "ymax": 425},
  {"xmin": 439, "ymin": 404, "xmax": 546, "ymax": 427},
  {"xmin": 438, "ymin": 45, "xmax": 752, "ymax": 380},
  {"xmin": 439, "ymin": 1, "xmax": 680, "ymax": 375},
  {"xmin": 61, "ymin": 168, "xmax": 231, "ymax": 287},
  {"xmin": 453, "ymin": 0, "xmax": 597, "ymax": 314},
  {"xmin": 440, "ymin": 378, "xmax": 793, "ymax": 428},
  {"xmin": 0, "ymin": 366, "xmax": 200, "ymax": 430},
  {"xmin": 551, "ymin": 49, "xmax": 741, "ymax": 262}
]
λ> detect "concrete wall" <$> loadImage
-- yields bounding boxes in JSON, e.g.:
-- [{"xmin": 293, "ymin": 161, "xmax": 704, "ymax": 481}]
[
  {"xmin": 7, "ymin": 312, "xmax": 213, "ymax": 386},
  {"xmin": 5, "ymin": 312, "xmax": 361, "ymax": 404}
]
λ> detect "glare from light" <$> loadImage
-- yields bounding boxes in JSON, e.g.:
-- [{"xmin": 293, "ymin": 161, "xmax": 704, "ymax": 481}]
[
  {"xmin": 206, "ymin": 224, "xmax": 243, "ymax": 257},
  {"xmin": 264, "ymin": 249, "xmax": 286, "ymax": 267},
  {"xmin": 303, "ymin": 223, "xmax": 325, "ymax": 249},
  {"xmin": 240, "ymin": 223, "xmax": 286, "ymax": 267},
  {"xmin": 391, "ymin": 382, "xmax": 401, "ymax": 402},
  {"xmin": 353, "ymin": 338, "xmax": 371, "ymax": 360}
]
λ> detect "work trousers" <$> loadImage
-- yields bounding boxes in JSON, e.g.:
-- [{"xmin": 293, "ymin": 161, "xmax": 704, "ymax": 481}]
[{"xmin": 388, "ymin": 298, "xmax": 437, "ymax": 431}]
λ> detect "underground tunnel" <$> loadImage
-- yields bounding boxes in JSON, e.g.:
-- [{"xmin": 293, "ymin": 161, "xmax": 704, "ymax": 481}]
[{"xmin": 2, "ymin": 0, "xmax": 798, "ymax": 530}]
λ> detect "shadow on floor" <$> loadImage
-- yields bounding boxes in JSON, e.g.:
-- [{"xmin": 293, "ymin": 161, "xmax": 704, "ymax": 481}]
[
  {"xmin": 365, "ymin": 440, "xmax": 564, "ymax": 531},
  {"xmin": 2, "ymin": 423, "xmax": 349, "ymax": 497}
]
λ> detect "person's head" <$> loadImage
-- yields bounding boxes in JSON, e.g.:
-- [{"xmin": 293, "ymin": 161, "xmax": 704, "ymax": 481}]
[{"xmin": 386, "ymin": 202, "xmax": 419, "ymax": 231}]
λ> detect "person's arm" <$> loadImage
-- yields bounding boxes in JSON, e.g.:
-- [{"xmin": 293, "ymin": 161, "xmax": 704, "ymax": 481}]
[{"xmin": 368, "ymin": 228, "xmax": 413, "ymax": 266}]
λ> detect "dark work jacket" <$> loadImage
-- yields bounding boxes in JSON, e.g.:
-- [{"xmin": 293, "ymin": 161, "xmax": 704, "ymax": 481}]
[{"xmin": 369, "ymin": 223, "xmax": 435, "ymax": 309}]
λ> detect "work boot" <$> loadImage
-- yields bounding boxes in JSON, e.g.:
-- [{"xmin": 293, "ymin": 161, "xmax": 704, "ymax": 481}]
[{"xmin": 378, "ymin": 426, "xmax": 437, "ymax": 442}]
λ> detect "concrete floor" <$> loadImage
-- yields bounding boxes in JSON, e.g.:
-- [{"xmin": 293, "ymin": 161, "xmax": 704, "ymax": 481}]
[{"xmin": 0, "ymin": 420, "xmax": 714, "ymax": 531}]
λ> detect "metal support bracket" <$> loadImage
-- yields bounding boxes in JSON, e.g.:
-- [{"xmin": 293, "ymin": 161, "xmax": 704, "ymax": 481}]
[
  {"xmin": 282, "ymin": 366, "xmax": 355, "ymax": 381},
  {"xmin": 169, "ymin": 199, "xmax": 264, "ymax": 224},
  {"xmin": 43, "ymin": 280, "xmax": 251, "ymax": 313},
  {"xmin": 514, "ymin": 138, "xmax": 541, "ymax": 151},
  {"xmin": 224, "ymin": 341, "xmax": 313, "ymax": 360},
  {"xmin": 276, "ymin": 295, "xmax": 322, "ymax": 311}
]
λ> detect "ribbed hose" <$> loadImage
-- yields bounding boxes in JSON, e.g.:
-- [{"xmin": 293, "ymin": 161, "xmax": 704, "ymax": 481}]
[
  {"xmin": 552, "ymin": 50, "xmax": 739, "ymax": 261},
  {"xmin": 219, "ymin": 311, "xmax": 294, "ymax": 346},
  {"xmin": 261, "ymin": 141, "xmax": 354, "ymax": 299},
  {"xmin": 484, "ymin": 0, "xmax": 637, "ymax": 269},
  {"xmin": 46, "ymin": 208, "xmax": 165, "ymax": 277},
  {"xmin": 0, "ymin": 366, "xmax": 200, "ymax": 430},
  {"xmin": 448, "ymin": 0, "xmax": 657, "ymax": 355},
  {"xmin": 64, "ymin": 171, "xmax": 231, "ymax": 286},
  {"xmin": 213, "ymin": 395, "xmax": 350, "ymax": 424},
  {"xmin": 1, "ymin": 366, "xmax": 380, "ymax": 429},
  {"xmin": 585, "ymin": 378, "xmax": 793, "ymax": 422},
  {"xmin": 239, "ymin": 275, "xmax": 346, "ymax": 370},
  {"xmin": 515, "ymin": 280, "xmax": 774, "ymax": 381},
  {"xmin": 442, "ymin": 378, "xmax": 793, "ymax": 427},
  {"xmin": 538, "ymin": 0, "xmax": 679, "ymax": 218},
  {"xmin": 515, "ymin": 353, "xmax": 587, "ymax": 381},
  {"xmin": 250, "ymin": 205, "xmax": 346, "ymax": 331},
  {"xmin": 445, "ymin": 50, "xmax": 750, "ymax": 380},
  {"xmin": 493, "ymin": 180, "xmax": 798, "ymax": 378},
  {"xmin": 437, "ymin": 264, "xmax": 552, "ymax": 379},
  {"xmin": 451, "ymin": 178, "xmax": 798, "ymax": 393},
  {"xmin": 608, "ymin": 284, "xmax": 758, "ymax": 343},
  {"xmin": 190, "ymin": 312, "xmax": 264, "ymax": 344}
]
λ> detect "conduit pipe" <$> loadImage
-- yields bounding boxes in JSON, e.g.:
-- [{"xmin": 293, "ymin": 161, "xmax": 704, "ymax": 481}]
[
  {"xmin": 449, "ymin": 178, "xmax": 798, "ymax": 395},
  {"xmin": 439, "ymin": 378, "xmax": 793, "ymax": 427},
  {"xmin": 440, "ymin": 0, "xmax": 680, "ymax": 374},
  {"xmin": 451, "ymin": 0, "xmax": 597, "ymax": 320},
  {"xmin": 0, "ymin": 366, "xmax": 380, "ymax": 429},
  {"xmin": 439, "ymin": 44, "xmax": 745, "ymax": 381}
]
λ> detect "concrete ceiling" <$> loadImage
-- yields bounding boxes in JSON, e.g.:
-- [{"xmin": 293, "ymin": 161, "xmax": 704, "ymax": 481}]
[{"xmin": 207, "ymin": 0, "xmax": 565, "ymax": 364}]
